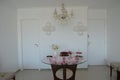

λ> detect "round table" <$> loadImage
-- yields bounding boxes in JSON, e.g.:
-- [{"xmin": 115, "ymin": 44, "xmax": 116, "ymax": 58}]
[{"xmin": 42, "ymin": 55, "xmax": 86, "ymax": 80}]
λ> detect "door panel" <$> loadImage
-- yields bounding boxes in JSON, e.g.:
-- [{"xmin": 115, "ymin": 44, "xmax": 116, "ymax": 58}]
[
  {"xmin": 21, "ymin": 19, "xmax": 40, "ymax": 69},
  {"xmin": 88, "ymin": 20, "xmax": 106, "ymax": 65}
]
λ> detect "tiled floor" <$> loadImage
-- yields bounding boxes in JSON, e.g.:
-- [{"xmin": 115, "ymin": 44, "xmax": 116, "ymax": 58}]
[{"xmin": 16, "ymin": 66, "xmax": 117, "ymax": 80}]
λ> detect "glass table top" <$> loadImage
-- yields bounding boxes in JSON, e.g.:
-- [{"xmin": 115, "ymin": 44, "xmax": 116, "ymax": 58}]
[{"xmin": 42, "ymin": 55, "xmax": 86, "ymax": 65}]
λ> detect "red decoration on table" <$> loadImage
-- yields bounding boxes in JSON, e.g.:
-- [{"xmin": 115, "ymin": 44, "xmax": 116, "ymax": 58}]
[
  {"xmin": 76, "ymin": 52, "xmax": 82, "ymax": 54},
  {"xmin": 68, "ymin": 51, "xmax": 72, "ymax": 55}
]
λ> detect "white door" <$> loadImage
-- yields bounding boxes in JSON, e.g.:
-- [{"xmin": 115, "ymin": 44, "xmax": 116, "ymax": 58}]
[
  {"xmin": 21, "ymin": 19, "xmax": 40, "ymax": 69},
  {"xmin": 88, "ymin": 20, "xmax": 106, "ymax": 65}
]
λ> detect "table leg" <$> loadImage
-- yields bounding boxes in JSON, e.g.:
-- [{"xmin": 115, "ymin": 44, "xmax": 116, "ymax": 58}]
[
  {"xmin": 51, "ymin": 65, "xmax": 62, "ymax": 80},
  {"xmin": 51, "ymin": 64, "xmax": 77, "ymax": 80},
  {"xmin": 117, "ymin": 71, "xmax": 120, "ymax": 80},
  {"xmin": 63, "ymin": 66, "xmax": 66, "ymax": 80},
  {"xmin": 67, "ymin": 65, "xmax": 77, "ymax": 80},
  {"xmin": 110, "ymin": 66, "xmax": 112, "ymax": 77}
]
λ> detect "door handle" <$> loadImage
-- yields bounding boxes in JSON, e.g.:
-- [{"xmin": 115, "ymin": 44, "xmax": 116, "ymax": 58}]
[{"xmin": 34, "ymin": 43, "xmax": 39, "ymax": 47}]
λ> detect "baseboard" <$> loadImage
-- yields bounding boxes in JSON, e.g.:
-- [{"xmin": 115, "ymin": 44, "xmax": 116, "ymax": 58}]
[
  {"xmin": 15, "ymin": 69, "xmax": 21, "ymax": 73},
  {"xmin": 88, "ymin": 65, "xmax": 107, "ymax": 67}
]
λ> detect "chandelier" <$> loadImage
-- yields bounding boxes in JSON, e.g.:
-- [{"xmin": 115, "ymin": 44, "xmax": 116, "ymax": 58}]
[
  {"xmin": 42, "ymin": 22, "xmax": 56, "ymax": 35},
  {"xmin": 73, "ymin": 22, "xmax": 87, "ymax": 36},
  {"xmin": 53, "ymin": 3, "xmax": 73, "ymax": 22}
]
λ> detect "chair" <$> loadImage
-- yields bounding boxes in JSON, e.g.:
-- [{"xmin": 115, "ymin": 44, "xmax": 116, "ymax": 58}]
[
  {"xmin": 0, "ymin": 73, "xmax": 15, "ymax": 80},
  {"xmin": 110, "ymin": 62, "xmax": 120, "ymax": 80}
]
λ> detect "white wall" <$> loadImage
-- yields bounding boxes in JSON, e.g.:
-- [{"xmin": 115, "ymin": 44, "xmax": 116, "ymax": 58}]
[
  {"xmin": 18, "ymin": 8, "xmax": 107, "ymax": 68},
  {"xmin": 17, "ymin": 7, "xmax": 88, "ymax": 69},
  {"xmin": 0, "ymin": 0, "xmax": 18, "ymax": 72},
  {"xmin": 107, "ymin": 5, "xmax": 120, "ymax": 62}
]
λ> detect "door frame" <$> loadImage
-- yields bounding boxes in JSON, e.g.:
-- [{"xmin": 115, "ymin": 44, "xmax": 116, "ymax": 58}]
[
  {"xmin": 87, "ymin": 18, "xmax": 107, "ymax": 65},
  {"xmin": 17, "ymin": 13, "xmax": 41, "ymax": 70}
]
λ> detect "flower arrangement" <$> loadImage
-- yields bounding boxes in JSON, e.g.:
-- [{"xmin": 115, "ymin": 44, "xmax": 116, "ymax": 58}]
[{"xmin": 52, "ymin": 44, "xmax": 59, "ymax": 51}]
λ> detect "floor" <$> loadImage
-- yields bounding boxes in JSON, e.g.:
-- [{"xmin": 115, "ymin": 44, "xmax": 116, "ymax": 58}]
[{"xmin": 16, "ymin": 66, "xmax": 117, "ymax": 80}]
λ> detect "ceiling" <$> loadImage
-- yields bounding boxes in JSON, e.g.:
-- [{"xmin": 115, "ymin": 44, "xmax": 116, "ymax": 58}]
[
  {"xmin": 0, "ymin": 0, "xmax": 120, "ymax": 9},
  {"xmin": 16, "ymin": 0, "xmax": 120, "ymax": 9}
]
